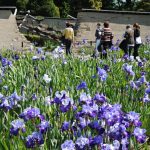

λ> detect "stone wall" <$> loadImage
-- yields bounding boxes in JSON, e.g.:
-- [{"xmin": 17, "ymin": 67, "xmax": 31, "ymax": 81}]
[
  {"xmin": 41, "ymin": 18, "xmax": 76, "ymax": 31},
  {"xmin": 0, "ymin": 11, "xmax": 30, "ymax": 49},
  {"xmin": 0, "ymin": 10, "xmax": 12, "ymax": 19},
  {"xmin": 75, "ymin": 9, "xmax": 150, "ymax": 42}
]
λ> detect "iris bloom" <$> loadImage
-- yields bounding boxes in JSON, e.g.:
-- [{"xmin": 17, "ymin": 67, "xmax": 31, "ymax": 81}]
[
  {"xmin": 75, "ymin": 136, "xmax": 89, "ymax": 149},
  {"xmin": 76, "ymin": 81, "xmax": 87, "ymax": 90},
  {"xmin": 97, "ymin": 67, "xmax": 108, "ymax": 81},
  {"xmin": 10, "ymin": 119, "xmax": 25, "ymax": 136},
  {"xmin": 133, "ymin": 127, "xmax": 146, "ymax": 143},
  {"xmin": 25, "ymin": 132, "xmax": 44, "ymax": 148},
  {"xmin": 37, "ymin": 120, "xmax": 50, "ymax": 133},
  {"xmin": 19, "ymin": 107, "xmax": 41, "ymax": 121},
  {"xmin": 61, "ymin": 140, "xmax": 75, "ymax": 150},
  {"xmin": 43, "ymin": 74, "xmax": 51, "ymax": 83}
]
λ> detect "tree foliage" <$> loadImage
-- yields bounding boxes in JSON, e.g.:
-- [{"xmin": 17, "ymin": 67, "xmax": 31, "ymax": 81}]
[
  {"xmin": 0, "ymin": 0, "xmax": 149, "ymax": 17},
  {"xmin": 26, "ymin": 0, "xmax": 59, "ymax": 17},
  {"xmin": 136, "ymin": 0, "xmax": 150, "ymax": 11}
]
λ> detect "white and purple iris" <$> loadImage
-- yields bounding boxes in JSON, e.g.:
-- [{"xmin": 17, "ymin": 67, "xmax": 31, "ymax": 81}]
[
  {"xmin": 25, "ymin": 132, "xmax": 44, "ymax": 148},
  {"xmin": 10, "ymin": 119, "xmax": 25, "ymax": 136}
]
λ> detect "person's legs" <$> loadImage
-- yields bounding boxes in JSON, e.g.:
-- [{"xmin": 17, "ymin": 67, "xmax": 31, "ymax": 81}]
[
  {"xmin": 65, "ymin": 39, "xmax": 72, "ymax": 55},
  {"xmin": 133, "ymin": 44, "xmax": 140, "ymax": 59},
  {"xmin": 102, "ymin": 41, "xmax": 111, "ymax": 58},
  {"xmin": 93, "ymin": 39, "xmax": 100, "ymax": 58},
  {"xmin": 128, "ymin": 46, "xmax": 133, "ymax": 57}
]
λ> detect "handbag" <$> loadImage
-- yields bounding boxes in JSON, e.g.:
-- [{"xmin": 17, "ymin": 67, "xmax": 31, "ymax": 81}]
[{"xmin": 136, "ymin": 36, "xmax": 142, "ymax": 44}]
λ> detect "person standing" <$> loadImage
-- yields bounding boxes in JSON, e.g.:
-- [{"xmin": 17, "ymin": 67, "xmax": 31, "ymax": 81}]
[
  {"xmin": 63, "ymin": 22, "xmax": 74, "ymax": 55},
  {"xmin": 101, "ymin": 21, "xmax": 113, "ymax": 58},
  {"xmin": 124, "ymin": 25, "xmax": 134, "ymax": 57},
  {"xmin": 133, "ymin": 23, "xmax": 142, "ymax": 59},
  {"xmin": 95, "ymin": 23, "xmax": 102, "ymax": 57}
]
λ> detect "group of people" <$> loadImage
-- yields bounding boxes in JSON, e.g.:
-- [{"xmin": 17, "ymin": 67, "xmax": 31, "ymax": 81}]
[
  {"xmin": 95, "ymin": 21, "xmax": 113, "ymax": 58},
  {"xmin": 95, "ymin": 21, "xmax": 142, "ymax": 59},
  {"xmin": 122, "ymin": 23, "xmax": 142, "ymax": 59},
  {"xmin": 62, "ymin": 21, "xmax": 142, "ymax": 59}
]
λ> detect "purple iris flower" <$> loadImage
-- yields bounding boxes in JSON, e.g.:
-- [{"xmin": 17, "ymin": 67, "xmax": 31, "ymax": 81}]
[
  {"xmin": 75, "ymin": 136, "xmax": 89, "ymax": 149},
  {"xmin": 113, "ymin": 140, "xmax": 120, "ymax": 150},
  {"xmin": 7, "ymin": 60, "xmax": 13, "ymax": 67},
  {"xmin": 126, "ymin": 111, "xmax": 142, "ymax": 127},
  {"xmin": 12, "ymin": 54, "xmax": 19, "ymax": 60},
  {"xmin": 121, "ymin": 138, "xmax": 129, "ymax": 150},
  {"xmin": 133, "ymin": 127, "xmax": 146, "ymax": 143},
  {"xmin": 10, "ymin": 119, "xmax": 25, "ymax": 136},
  {"xmin": 93, "ymin": 93, "xmax": 107, "ymax": 103},
  {"xmin": 54, "ymin": 90, "xmax": 68, "ymax": 104},
  {"xmin": 122, "ymin": 63, "xmax": 135, "ymax": 76},
  {"xmin": 0, "ymin": 92, "xmax": 22, "ymax": 110},
  {"xmin": 101, "ymin": 144, "xmax": 115, "ymax": 150},
  {"xmin": 61, "ymin": 140, "xmax": 75, "ymax": 150},
  {"xmin": 102, "ymin": 50, "xmax": 107, "ymax": 54},
  {"xmin": 145, "ymin": 86, "xmax": 150, "ymax": 94},
  {"xmin": 37, "ymin": 120, "xmax": 49, "ymax": 133},
  {"xmin": 82, "ymin": 39, "xmax": 87, "ymax": 44},
  {"xmin": 102, "ymin": 104, "xmax": 122, "ymax": 126},
  {"xmin": 32, "ymin": 56, "xmax": 39, "ymax": 60},
  {"xmin": 89, "ymin": 120, "xmax": 100, "ymax": 129},
  {"xmin": 0, "ymin": 97, "xmax": 12, "ymax": 110},
  {"xmin": 1, "ymin": 58, "xmax": 8, "ymax": 67},
  {"xmin": 78, "ymin": 117, "xmax": 90, "ymax": 129},
  {"xmin": 122, "ymin": 54, "xmax": 129, "ymax": 60},
  {"xmin": 76, "ymin": 81, "xmax": 87, "ymax": 90},
  {"xmin": 61, "ymin": 121, "xmax": 70, "ymax": 132},
  {"xmin": 37, "ymin": 47, "xmax": 43, "ymax": 54},
  {"xmin": 108, "ymin": 123, "xmax": 128, "ymax": 140},
  {"xmin": 32, "ymin": 93, "xmax": 37, "ymax": 101},
  {"xmin": 60, "ymin": 98, "xmax": 74, "ymax": 112},
  {"xmin": 130, "ymin": 81, "xmax": 138, "ymax": 90},
  {"xmin": 138, "ymin": 61, "xmax": 144, "ymax": 67},
  {"xmin": 135, "ymin": 81, "xmax": 142, "ymax": 88},
  {"xmin": 138, "ymin": 75, "xmax": 147, "ymax": 84},
  {"xmin": 79, "ymin": 93, "xmax": 92, "ymax": 104},
  {"xmin": 82, "ymin": 103, "xmax": 98, "ymax": 117},
  {"xmin": 19, "ymin": 107, "xmax": 41, "ymax": 121},
  {"xmin": 89, "ymin": 135, "xmax": 103, "ymax": 146},
  {"xmin": 9, "ymin": 92, "xmax": 21, "ymax": 101},
  {"xmin": 25, "ymin": 132, "xmax": 44, "ymax": 148},
  {"xmin": 97, "ymin": 67, "xmax": 108, "ymax": 81},
  {"xmin": 103, "ymin": 65, "xmax": 110, "ymax": 72},
  {"xmin": 142, "ymin": 94, "xmax": 150, "ymax": 102},
  {"xmin": 41, "ymin": 55, "xmax": 46, "ymax": 61}
]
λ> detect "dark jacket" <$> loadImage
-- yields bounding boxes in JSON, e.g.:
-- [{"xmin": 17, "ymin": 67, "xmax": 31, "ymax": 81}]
[
  {"xmin": 134, "ymin": 29, "xmax": 140, "ymax": 40},
  {"xmin": 124, "ymin": 28, "xmax": 134, "ymax": 45},
  {"xmin": 95, "ymin": 28, "xmax": 102, "ymax": 39}
]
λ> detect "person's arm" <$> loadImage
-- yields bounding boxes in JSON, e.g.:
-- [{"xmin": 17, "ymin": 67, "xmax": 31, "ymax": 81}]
[
  {"xmin": 72, "ymin": 29, "xmax": 74, "ymax": 42},
  {"xmin": 95, "ymin": 29, "xmax": 98, "ymax": 38},
  {"xmin": 124, "ymin": 31, "xmax": 128, "ymax": 39},
  {"xmin": 110, "ymin": 29, "xmax": 114, "ymax": 39}
]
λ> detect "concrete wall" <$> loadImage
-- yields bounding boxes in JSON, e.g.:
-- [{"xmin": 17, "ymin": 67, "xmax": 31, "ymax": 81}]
[
  {"xmin": 75, "ymin": 10, "xmax": 150, "ymax": 42},
  {"xmin": 0, "ymin": 10, "xmax": 12, "ymax": 19}
]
